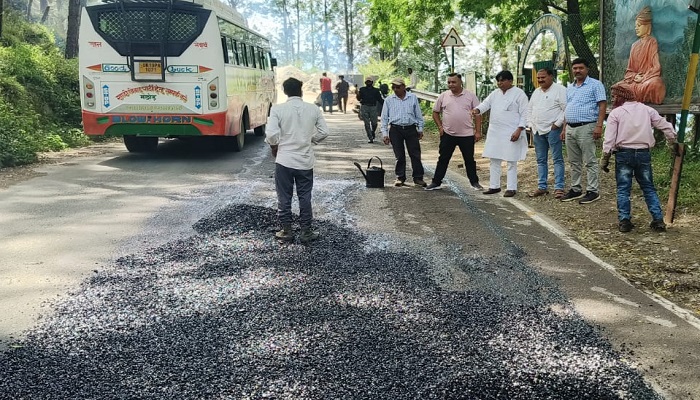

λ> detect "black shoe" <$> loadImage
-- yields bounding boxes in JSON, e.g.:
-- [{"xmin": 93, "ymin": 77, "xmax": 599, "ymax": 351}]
[
  {"xmin": 368, "ymin": 140, "xmax": 374, "ymax": 143},
  {"xmin": 578, "ymin": 191, "xmax": 600, "ymax": 204},
  {"xmin": 424, "ymin": 182, "xmax": 441, "ymax": 191},
  {"xmin": 503, "ymin": 190, "xmax": 517, "ymax": 197},
  {"xmin": 650, "ymin": 219, "xmax": 667, "ymax": 232},
  {"xmin": 470, "ymin": 183, "xmax": 484, "ymax": 191},
  {"xmin": 619, "ymin": 219, "xmax": 634, "ymax": 233},
  {"xmin": 299, "ymin": 228, "xmax": 320, "ymax": 243},
  {"xmin": 560, "ymin": 189, "xmax": 584, "ymax": 202},
  {"xmin": 413, "ymin": 178, "xmax": 427, "ymax": 187},
  {"xmin": 483, "ymin": 188, "xmax": 501, "ymax": 195}
]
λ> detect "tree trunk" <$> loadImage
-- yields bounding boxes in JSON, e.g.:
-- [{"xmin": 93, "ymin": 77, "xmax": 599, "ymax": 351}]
[
  {"xmin": 64, "ymin": 0, "xmax": 81, "ymax": 58},
  {"xmin": 432, "ymin": 37, "xmax": 440, "ymax": 92},
  {"xmin": 348, "ymin": 1, "xmax": 354, "ymax": 71},
  {"xmin": 322, "ymin": 0, "xmax": 329, "ymax": 70},
  {"xmin": 0, "ymin": 0, "xmax": 4, "ymax": 38},
  {"xmin": 295, "ymin": 0, "xmax": 300, "ymax": 64},
  {"xmin": 343, "ymin": 0, "xmax": 350, "ymax": 72},
  {"xmin": 565, "ymin": 0, "xmax": 599, "ymax": 78}
]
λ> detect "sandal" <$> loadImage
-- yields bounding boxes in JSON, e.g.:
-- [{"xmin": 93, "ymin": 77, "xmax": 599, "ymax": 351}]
[{"xmin": 554, "ymin": 189, "xmax": 565, "ymax": 199}]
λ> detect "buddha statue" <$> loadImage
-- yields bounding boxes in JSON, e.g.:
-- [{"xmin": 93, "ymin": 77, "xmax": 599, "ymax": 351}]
[{"xmin": 616, "ymin": 6, "xmax": 666, "ymax": 104}]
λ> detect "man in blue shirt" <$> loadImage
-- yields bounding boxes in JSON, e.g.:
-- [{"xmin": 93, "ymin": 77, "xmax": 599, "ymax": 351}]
[
  {"xmin": 380, "ymin": 78, "xmax": 426, "ymax": 187},
  {"xmin": 561, "ymin": 58, "xmax": 607, "ymax": 204}
]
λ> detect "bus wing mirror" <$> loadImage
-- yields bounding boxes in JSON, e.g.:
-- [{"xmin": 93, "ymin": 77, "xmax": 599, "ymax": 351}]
[{"xmin": 271, "ymin": 58, "xmax": 278, "ymax": 68}]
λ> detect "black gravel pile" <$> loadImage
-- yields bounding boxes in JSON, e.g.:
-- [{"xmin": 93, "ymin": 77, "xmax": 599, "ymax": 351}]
[{"xmin": 0, "ymin": 204, "xmax": 661, "ymax": 399}]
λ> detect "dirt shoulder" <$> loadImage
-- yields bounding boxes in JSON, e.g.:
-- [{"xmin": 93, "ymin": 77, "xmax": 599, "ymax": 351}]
[
  {"xmin": 0, "ymin": 142, "xmax": 123, "ymax": 190},
  {"xmin": 419, "ymin": 132, "xmax": 700, "ymax": 318}
]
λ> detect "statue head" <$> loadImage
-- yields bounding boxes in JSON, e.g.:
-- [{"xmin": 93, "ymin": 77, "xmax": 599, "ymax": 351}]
[
  {"xmin": 611, "ymin": 82, "xmax": 636, "ymax": 107},
  {"xmin": 635, "ymin": 6, "xmax": 652, "ymax": 38}
]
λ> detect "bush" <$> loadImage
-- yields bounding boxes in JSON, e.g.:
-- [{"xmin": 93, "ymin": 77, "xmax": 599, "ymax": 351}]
[
  {"xmin": 0, "ymin": 101, "xmax": 41, "ymax": 167},
  {"xmin": 0, "ymin": 13, "xmax": 86, "ymax": 168}
]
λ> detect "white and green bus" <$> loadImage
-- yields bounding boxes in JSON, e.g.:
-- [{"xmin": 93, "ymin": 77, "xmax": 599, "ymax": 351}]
[{"xmin": 79, "ymin": 0, "xmax": 276, "ymax": 152}]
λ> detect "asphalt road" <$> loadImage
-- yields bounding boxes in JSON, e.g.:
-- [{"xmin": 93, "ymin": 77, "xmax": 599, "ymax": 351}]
[{"xmin": 0, "ymin": 112, "xmax": 698, "ymax": 399}]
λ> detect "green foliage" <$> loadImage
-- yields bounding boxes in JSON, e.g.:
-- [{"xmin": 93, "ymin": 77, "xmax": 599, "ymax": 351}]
[
  {"xmin": 0, "ymin": 10, "xmax": 57, "ymax": 51},
  {"xmin": 0, "ymin": 100, "xmax": 42, "ymax": 167},
  {"xmin": 0, "ymin": 13, "xmax": 86, "ymax": 168},
  {"xmin": 652, "ymin": 147, "xmax": 700, "ymax": 214},
  {"xmin": 356, "ymin": 58, "xmax": 397, "ymax": 84}
]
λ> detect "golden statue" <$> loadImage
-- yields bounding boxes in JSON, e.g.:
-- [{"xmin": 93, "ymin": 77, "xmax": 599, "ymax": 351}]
[{"xmin": 616, "ymin": 6, "xmax": 666, "ymax": 104}]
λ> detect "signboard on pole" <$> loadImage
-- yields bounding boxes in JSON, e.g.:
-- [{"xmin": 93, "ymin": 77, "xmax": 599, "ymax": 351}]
[{"xmin": 441, "ymin": 27, "xmax": 465, "ymax": 47}]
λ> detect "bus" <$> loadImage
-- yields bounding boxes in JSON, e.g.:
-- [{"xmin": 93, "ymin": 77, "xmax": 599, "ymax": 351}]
[{"xmin": 79, "ymin": 0, "xmax": 277, "ymax": 152}]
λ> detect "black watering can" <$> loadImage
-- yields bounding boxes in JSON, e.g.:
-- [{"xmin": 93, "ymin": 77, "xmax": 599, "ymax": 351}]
[{"xmin": 354, "ymin": 156, "xmax": 385, "ymax": 188}]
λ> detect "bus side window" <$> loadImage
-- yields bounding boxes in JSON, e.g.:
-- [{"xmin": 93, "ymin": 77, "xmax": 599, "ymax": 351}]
[
  {"xmin": 240, "ymin": 42, "xmax": 248, "ymax": 67},
  {"xmin": 231, "ymin": 39, "xmax": 240, "ymax": 65},
  {"xmin": 248, "ymin": 44, "xmax": 256, "ymax": 68},
  {"xmin": 221, "ymin": 37, "xmax": 230, "ymax": 64},
  {"xmin": 257, "ymin": 47, "xmax": 265, "ymax": 70}
]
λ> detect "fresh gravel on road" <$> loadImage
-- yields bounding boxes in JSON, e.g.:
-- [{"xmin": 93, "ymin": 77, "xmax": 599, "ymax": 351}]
[{"xmin": 0, "ymin": 180, "xmax": 662, "ymax": 399}]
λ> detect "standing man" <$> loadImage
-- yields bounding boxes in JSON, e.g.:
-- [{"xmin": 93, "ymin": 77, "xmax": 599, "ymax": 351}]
[
  {"xmin": 265, "ymin": 77, "xmax": 329, "ymax": 243},
  {"xmin": 560, "ymin": 57, "xmax": 607, "ymax": 204},
  {"xmin": 602, "ymin": 82, "xmax": 676, "ymax": 232},
  {"xmin": 356, "ymin": 77, "xmax": 383, "ymax": 143},
  {"xmin": 527, "ymin": 67, "xmax": 567, "ymax": 199},
  {"xmin": 425, "ymin": 73, "xmax": 483, "ymax": 191},
  {"xmin": 472, "ymin": 70, "xmax": 529, "ymax": 197},
  {"xmin": 319, "ymin": 72, "xmax": 333, "ymax": 114},
  {"xmin": 336, "ymin": 75, "xmax": 350, "ymax": 113},
  {"xmin": 407, "ymin": 67, "xmax": 419, "ymax": 91},
  {"xmin": 380, "ymin": 78, "xmax": 427, "ymax": 187}
]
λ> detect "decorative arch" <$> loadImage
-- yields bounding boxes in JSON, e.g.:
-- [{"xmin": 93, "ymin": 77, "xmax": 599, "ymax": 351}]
[{"xmin": 518, "ymin": 14, "xmax": 567, "ymax": 74}]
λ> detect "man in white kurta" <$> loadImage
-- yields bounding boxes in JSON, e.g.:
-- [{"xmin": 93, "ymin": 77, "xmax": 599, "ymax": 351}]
[{"xmin": 472, "ymin": 70, "xmax": 529, "ymax": 197}]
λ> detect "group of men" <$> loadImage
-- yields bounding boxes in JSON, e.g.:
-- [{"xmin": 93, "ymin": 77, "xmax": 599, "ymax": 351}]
[
  {"xmin": 381, "ymin": 57, "xmax": 677, "ymax": 234},
  {"xmin": 442, "ymin": 58, "xmax": 676, "ymax": 232},
  {"xmin": 263, "ymin": 58, "xmax": 677, "ymax": 243}
]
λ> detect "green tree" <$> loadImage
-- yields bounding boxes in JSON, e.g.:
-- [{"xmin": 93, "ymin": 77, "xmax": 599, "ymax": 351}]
[{"xmin": 455, "ymin": 0, "xmax": 600, "ymax": 77}]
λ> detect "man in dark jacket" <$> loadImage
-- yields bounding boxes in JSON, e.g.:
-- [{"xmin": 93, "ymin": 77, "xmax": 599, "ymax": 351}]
[
  {"xmin": 356, "ymin": 77, "xmax": 383, "ymax": 143},
  {"xmin": 336, "ymin": 75, "xmax": 350, "ymax": 113}
]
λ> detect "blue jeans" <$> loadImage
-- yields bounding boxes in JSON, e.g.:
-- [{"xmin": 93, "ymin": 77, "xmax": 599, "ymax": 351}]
[
  {"xmin": 321, "ymin": 91, "xmax": 333, "ymax": 113},
  {"xmin": 533, "ymin": 129, "xmax": 565, "ymax": 190},
  {"xmin": 614, "ymin": 150, "xmax": 662, "ymax": 222}
]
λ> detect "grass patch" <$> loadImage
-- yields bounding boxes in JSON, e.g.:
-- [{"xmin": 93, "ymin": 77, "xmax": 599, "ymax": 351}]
[{"xmin": 653, "ymin": 147, "xmax": 700, "ymax": 214}]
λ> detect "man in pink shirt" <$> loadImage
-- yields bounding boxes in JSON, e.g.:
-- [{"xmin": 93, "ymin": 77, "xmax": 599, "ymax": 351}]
[
  {"xmin": 319, "ymin": 72, "xmax": 333, "ymax": 113},
  {"xmin": 602, "ymin": 82, "xmax": 677, "ymax": 232},
  {"xmin": 425, "ymin": 73, "xmax": 483, "ymax": 190}
]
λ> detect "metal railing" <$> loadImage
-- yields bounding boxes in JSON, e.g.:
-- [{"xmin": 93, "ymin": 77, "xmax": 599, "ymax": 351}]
[{"xmin": 411, "ymin": 89, "xmax": 439, "ymax": 103}]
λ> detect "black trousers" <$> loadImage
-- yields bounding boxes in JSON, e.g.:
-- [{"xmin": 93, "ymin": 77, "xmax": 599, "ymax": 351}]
[
  {"xmin": 275, "ymin": 163, "xmax": 314, "ymax": 229},
  {"xmin": 389, "ymin": 125, "xmax": 424, "ymax": 180},
  {"xmin": 432, "ymin": 134, "xmax": 479, "ymax": 186}
]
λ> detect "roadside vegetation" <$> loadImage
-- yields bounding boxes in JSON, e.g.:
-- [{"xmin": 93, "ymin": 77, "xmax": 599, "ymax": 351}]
[{"xmin": 0, "ymin": 12, "xmax": 85, "ymax": 168}]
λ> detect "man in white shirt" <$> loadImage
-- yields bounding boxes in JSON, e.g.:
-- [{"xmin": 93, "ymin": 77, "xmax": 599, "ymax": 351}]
[
  {"xmin": 526, "ymin": 68, "xmax": 567, "ymax": 198},
  {"xmin": 265, "ymin": 78, "xmax": 329, "ymax": 243},
  {"xmin": 472, "ymin": 70, "xmax": 529, "ymax": 197},
  {"xmin": 408, "ymin": 67, "xmax": 419, "ymax": 91}
]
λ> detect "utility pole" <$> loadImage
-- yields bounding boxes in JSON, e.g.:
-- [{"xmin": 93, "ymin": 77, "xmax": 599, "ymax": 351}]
[{"xmin": 666, "ymin": 1, "xmax": 700, "ymax": 223}]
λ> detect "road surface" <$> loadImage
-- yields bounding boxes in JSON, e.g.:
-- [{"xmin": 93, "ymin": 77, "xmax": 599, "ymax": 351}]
[{"xmin": 0, "ymin": 113, "xmax": 698, "ymax": 399}]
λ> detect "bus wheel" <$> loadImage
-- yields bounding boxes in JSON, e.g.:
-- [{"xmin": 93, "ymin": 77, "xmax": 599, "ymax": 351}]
[
  {"xmin": 254, "ymin": 124, "xmax": 266, "ymax": 136},
  {"xmin": 232, "ymin": 121, "xmax": 245, "ymax": 152},
  {"xmin": 124, "ymin": 136, "xmax": 158, "ymax": 153}
]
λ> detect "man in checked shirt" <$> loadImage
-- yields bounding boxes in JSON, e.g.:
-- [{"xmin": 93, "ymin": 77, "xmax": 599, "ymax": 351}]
[{"xmin": 380, "ymin": 78, "xmax": 427, "ymax": 187}]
